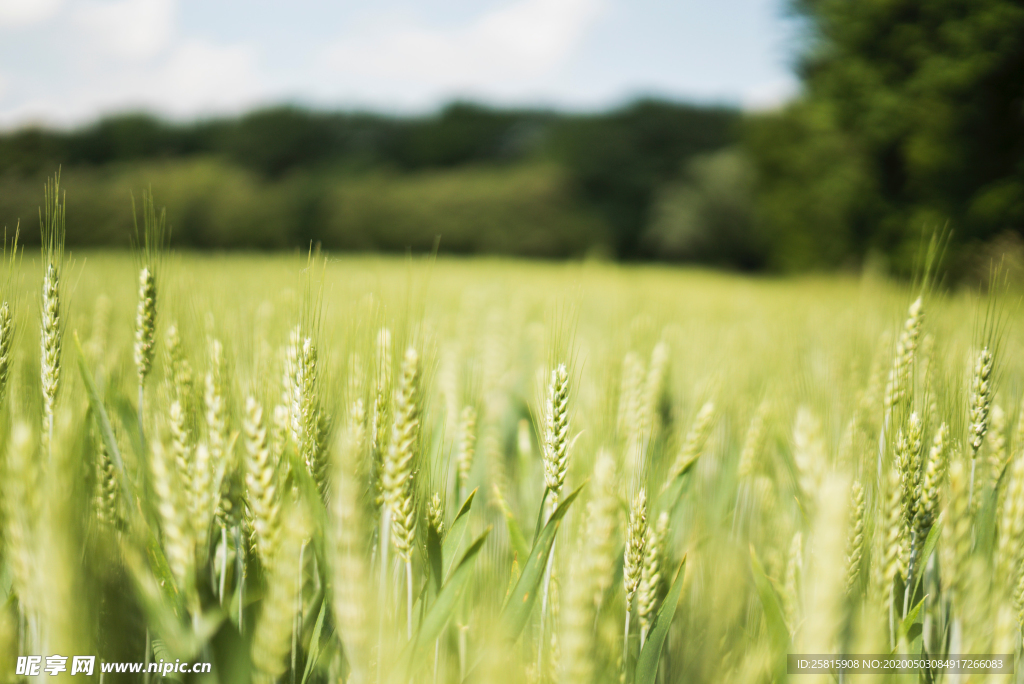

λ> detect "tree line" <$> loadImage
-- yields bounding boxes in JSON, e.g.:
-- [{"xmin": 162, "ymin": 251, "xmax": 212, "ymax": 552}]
[{"xmin": 2, "ymin": 0, "xmax": 1021, "ymax": 274}]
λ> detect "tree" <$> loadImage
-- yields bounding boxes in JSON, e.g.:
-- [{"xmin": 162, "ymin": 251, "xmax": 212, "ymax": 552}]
[{"xmin": 750, "ymin": 0, "xmax": 1024, "ymax": 271}]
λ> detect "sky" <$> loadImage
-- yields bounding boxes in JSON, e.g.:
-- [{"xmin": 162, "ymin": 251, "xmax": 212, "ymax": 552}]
[{"xmin": 0, "ymin": 0, "xmax": 801, "ymax": 129}]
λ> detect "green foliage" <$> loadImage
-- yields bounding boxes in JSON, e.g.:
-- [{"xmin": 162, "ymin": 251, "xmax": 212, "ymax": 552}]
[
  {"xmin": 550, "ymin": 100, "xmax": 740, "ymax": 258},
  {"xmin": 0, "ymin": 100, "xmax": 739, "ymax": 260},
  {"xmin": 748, "ymin": 0, "xmax": 1024, "ymax": 272},
  {"xmin": 0, "ymin": 160, "xmax": 611, "ymax": 256},
  {"xmin": 643, "ymin": 148, "xmax": 761, "ymax": 269}
]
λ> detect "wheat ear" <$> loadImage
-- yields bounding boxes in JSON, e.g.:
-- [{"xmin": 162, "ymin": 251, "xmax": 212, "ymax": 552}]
[
  {"xmin": 987, "ymin": 403, "xmax": 1007, "ymax": 491},
  {"xmin": 289, "ymin": 330, "xmax": 328, "ymax": 497},
  {"xmin": 623, "ymin": 488, "xmax": 647, "ymax": 667},
  {"xmin": 844, "ymin": 480, "xmax": 865, "ymax": 594},
  {"xmin": 642, "ymin": 341, "xmax": 670, "ymax": 441},
  {"xmin": 39, "ymin": 181, "xmax": 65, "ymax": 455},
  {"xmin": 134, "ymin": 267, "xmax": 156, "ymax": 393},
  {"xmin": 132, "ymin": 189, "xmax": 165, "ymax": 443},
  {"xmin": 638, "ymin": 510, "xmax": 669, "ymax": 647},
  {"xmin": 371, "ymin": 327, "xmax": 392, "ymax": 509},
  {"xmin": 0, "ymin": 302, "xmax": 14, "ymax": 406},
  {"xmin": 877, "ymin": 297, "xmax": 923, "ymax": 476},
  {"xmin": 92, "ymin": 419, "xmax": 119, "ymax": 527},
  {"xmin": 538, "ymin": 362, "xmax": 570, "ymax": 676},
  {"xmin": 252, "ymin": 505, "xmax": 310, "ymax": 684},
  {"xmin": 668, "ymin": 401, "xmax": 714, "ymax": 484},
  {"xmin": 455, "ymin": 405, "xmax": 477, "ymax": 503},
  {"xmin": 383, "ymin": 346, "xmax": 421, "ymax": 640},
  {"xmin": 542, "ymin": 363, "xmax": 570, "ymax": 517},
  {"xmin": 38, "ymin": 309, "xmax": 57, "ymax": 429},
  {"xmin": 878, "ymin": 466, "xmax": 904, "ymax": 627},
  {"xmin": 997, "ymin": 447, "xmax": 1024, "ymax": 586},
  {"xmin": 942, "ymin": 459, "xmax": 971, "ymax": 614},
  {"xmin": 151, "ymin": 438, "xmax": 194, "ymax": 597},
  {"xmin": 915, "ymin": 422, "xmax": 948, "ymax": 537},
  {"xmin": 244, "ymin": 396, "xmax": 281, "ymax": 565},
  {"xmin": 967, "ymin": 347, "xmax": 994, "ymax": 507},
  {"xmin": 331, "ymin": 397, "xmax": 369, "ymax": 682}
]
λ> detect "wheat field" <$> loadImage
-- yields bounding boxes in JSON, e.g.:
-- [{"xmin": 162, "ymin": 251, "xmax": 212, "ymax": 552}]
[{"xmin": 0, "ymin": 185, "xmax": 1021, "ymax": 683}]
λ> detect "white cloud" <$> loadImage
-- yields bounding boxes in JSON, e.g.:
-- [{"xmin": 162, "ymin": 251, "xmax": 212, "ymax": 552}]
[
  {"xmin": 0, "ymin": 0, "xmax": 63, "ymax": 27},
  {"xmin": 155, "ymin": 39, "xmax": 262, "ymax": 115},
  {"xmin": 324, "ymin": 0, "xmax": 604, "ymax": 102},
  {"xmin": 0, "ymin": 38, "xmax": 264, "ymax": 128},
  {"xmin": 76, "ymin": 0, "xmax": 176, "ymax": 59}
]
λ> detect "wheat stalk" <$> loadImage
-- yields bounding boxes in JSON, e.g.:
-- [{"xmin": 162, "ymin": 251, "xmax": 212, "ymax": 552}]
[
  {"xmin": 3, "ymin": 422, "xmax": 40, "ymax": 626},
  {"xmin": 782, "ymin": 531, "xmax": 803, "ymax": 636}
]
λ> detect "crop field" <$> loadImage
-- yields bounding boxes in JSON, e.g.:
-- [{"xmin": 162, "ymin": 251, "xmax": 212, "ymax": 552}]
[{"xmin": 0, "ymin": 185, "xmax": 1021, "ymax": 683}]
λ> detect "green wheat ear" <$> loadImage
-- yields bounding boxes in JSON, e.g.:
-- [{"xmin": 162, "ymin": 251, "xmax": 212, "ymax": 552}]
[
  {"xmin": 330, "ymin": 394, "xmax": 369, "ymax": 681},
  {"xmin": 39, "ymin": 172, "xmax": 65, "ymax": 454},
  {"xmin": 0, "ymin": 225, "xmax": 20, "ymax": 408},
  {"xmin": 384, "ymin": 346, "xmax": 421, "ymax": 564},
  {"xmin": 638, "ymin": 510, "xmax": 669, "ymax": 645},
  {"xmin": 622, "ymin": 487, "xmax": 648, "ymax": 667},
  {"xmin": 244, "ymin": 395, "xmax": 281, "ymax": 566},
  {"xmin": 845, "ymin": 480, "xmax": 865, "ymax": 594},
  {"xmin": 131, "ymin": 189, "xmax": 166, "ymax": 450},
  {"xmin": 543, "ymin": 363, "xmax": 570, "ymax": 516}
]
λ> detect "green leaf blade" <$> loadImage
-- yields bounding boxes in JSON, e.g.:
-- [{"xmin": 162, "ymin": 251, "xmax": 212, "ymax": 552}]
[
  {"xmin": 500, "ymin": 482, "xmax": 585, "ymax": 643},
  {"xmin": 635, "ymin": 557, "xmax": 687, "ymax": 684}
]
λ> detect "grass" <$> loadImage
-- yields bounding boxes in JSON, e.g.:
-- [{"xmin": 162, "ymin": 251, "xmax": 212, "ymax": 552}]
[{"xmin": 0, "ymin": 230, "xmax": 1021, "ymax": 683}]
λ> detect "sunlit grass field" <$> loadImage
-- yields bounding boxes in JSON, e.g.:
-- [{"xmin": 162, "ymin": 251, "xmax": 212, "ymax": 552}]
[{"xmin": 1, "ymin": 242, "xmax": 1021, "ymax": 683}]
